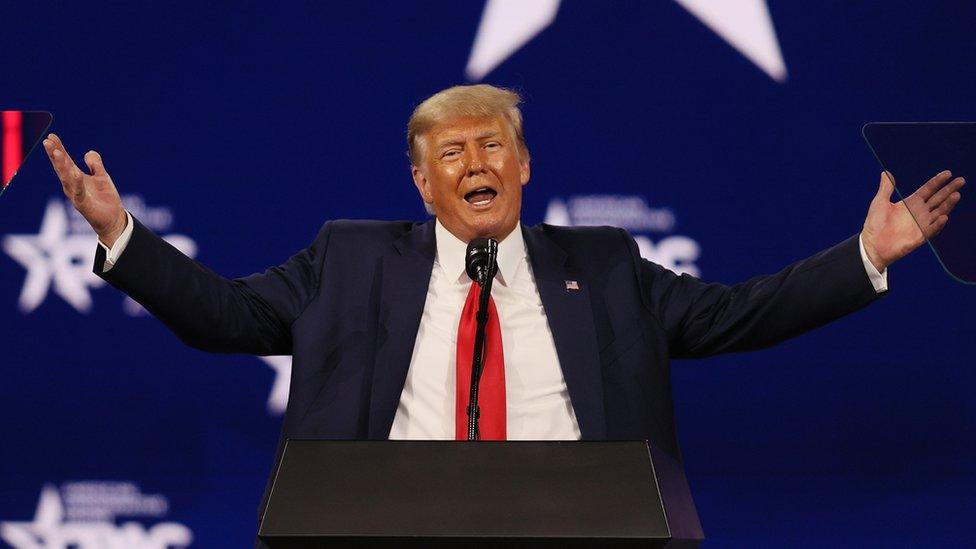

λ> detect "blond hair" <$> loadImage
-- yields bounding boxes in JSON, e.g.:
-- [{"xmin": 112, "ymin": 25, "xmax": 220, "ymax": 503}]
[{"xmin": 407, "ymin": 84, "xmax": 528, "ymax": 165}]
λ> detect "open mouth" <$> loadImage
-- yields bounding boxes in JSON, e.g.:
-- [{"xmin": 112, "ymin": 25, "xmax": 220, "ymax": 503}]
[{"xmin": 464, "ymin": 187, "xmax": 498, "ymax": 207}]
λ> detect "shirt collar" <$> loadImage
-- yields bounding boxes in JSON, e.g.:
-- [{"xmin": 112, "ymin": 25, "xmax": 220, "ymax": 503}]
[{"xmin": 434, "ymin": 219, "xmax": 526, "ymax": 287}]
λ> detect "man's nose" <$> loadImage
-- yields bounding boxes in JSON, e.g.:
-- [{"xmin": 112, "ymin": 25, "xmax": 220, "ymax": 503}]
[{"xmin": 464, "ymin": 148, "xmax": 487, "ymax": 176}]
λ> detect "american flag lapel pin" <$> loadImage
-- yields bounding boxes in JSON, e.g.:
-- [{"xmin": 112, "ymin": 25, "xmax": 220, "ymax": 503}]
[{"xmin": 565, "ymin": 280, "xmax": 580, "ymax": 292}]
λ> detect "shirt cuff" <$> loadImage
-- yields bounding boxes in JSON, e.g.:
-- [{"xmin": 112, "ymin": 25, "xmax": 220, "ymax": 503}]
[
  {"xmin": 858, "ymin": 234, "xmax": 888, "ymax": 293},
  {"xmin": 98, "ymin": 211, "xmax": 134, "ymax": 272}
]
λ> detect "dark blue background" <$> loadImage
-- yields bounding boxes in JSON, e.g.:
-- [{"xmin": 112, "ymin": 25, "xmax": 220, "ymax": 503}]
[{"xmin": 1, "ymin": 2, "xmax": 974, "ymax": 546}]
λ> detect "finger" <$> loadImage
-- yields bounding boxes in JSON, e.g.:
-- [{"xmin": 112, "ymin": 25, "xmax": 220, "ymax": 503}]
[
  {"xmin": 42, "ymin": 136, "xmax": 60, "ymax": 165},
  {"xmin": 45, "ymin": 133, "xmax": 80, "ymax": 177},
  {"xmin": 42, "ymin": 137, "xmax": 57, "ymax": 164},
  {"xmin": 84, "ymin": 150, "xmax": 107, "ymax": 177},
  {"xmin": 927, "ymin": 177, "xmax": 965, "ymax": 210},
  {"xmin": 916, "ymin": 169, "xmax": 952, "ymax": 200},
  {"xmin": 45, "ymin": 133, "xmax": 84, "ymax": 196},
  {"xmin": 48, "ymin": 133, "xmax": 76, "ymax": 164},
  {"xmin": 927, "ymin": 214, "xmax": 949, "ymax": 238},
  {"xmin": 932, "ymin": 191, "xmax": 962, "ymax": 217},
  {"xmin": 876, "ymin": 171, "xmax": 895, "ymax": 203},
  {"xmin": 55, "ymin": 148, "xmax": 84, "ymax": 190}
]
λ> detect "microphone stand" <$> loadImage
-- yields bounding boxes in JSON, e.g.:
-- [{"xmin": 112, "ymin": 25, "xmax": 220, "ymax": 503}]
[{"xmin": 466, "ymin": 242, "xmax": 497, "ymax": 440}]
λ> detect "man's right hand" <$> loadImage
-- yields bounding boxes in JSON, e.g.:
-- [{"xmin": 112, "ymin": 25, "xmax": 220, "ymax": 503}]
[{"xmin": 42, "ymin": 133, "xmax": 128, "ymax": 248}]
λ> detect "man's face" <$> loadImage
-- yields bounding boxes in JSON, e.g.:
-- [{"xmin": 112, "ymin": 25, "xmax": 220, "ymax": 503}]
[{"xmin": 411, "ymin": 115, "xmax": 530, "ymax": 243}]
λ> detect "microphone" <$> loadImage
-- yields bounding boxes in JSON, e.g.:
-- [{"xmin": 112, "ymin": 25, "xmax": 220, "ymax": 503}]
[
  {"xmin": 463, "ymin": 237, "xmax": 498, "ymax": 440},
  {"xmin": 465, "ymin": 237, "xmax": 498, "ymax": 286}
]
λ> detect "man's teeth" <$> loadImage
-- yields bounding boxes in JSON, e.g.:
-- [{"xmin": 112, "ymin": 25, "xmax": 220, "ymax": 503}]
[{"xmin": 465, "ymin": 187, "xmax": 497, "ymax": 206}]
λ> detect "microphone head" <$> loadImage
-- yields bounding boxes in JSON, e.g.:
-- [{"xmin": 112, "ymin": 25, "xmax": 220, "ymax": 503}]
[{"xmin": 465, "ymin": 237, "xmax": 499, "ymax": 284}]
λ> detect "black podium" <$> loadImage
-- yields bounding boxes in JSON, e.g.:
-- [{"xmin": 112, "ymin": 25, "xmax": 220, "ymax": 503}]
[{"xmin": 258, "ymin": 440, "xmax": 703, "ymax": 547}]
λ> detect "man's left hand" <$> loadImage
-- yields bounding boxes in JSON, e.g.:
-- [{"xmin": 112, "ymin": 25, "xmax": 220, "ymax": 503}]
[{"xmin": 861, "ymin": 170, "xmax": 964, "ymax": 273}]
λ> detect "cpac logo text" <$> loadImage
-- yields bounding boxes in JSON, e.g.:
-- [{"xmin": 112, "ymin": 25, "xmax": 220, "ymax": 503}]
[
  {"xmin": 2, "ymin": 196, "xmax": 197, "ymax": 314},
  {"xmin": 0, "ymin": 482, "xmax": 192, "ymax": 549},
  {"xmin": 545, "ymin": 194, "xmax": 701, "ymax": 277}
]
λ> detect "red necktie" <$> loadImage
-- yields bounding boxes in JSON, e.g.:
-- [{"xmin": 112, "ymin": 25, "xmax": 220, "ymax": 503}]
[{"xmin": 456, "ymin": 281, "xmax": 506, "ymax": 440}]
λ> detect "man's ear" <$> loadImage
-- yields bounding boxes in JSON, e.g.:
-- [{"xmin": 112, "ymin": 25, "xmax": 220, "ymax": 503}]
[
  {"xmin": 519, "ymin": 155, "xmax": 531, "ymax": 186},
  {"xmin": 411, "ymin": 165, "xmax": 434, "ymax": 206}
]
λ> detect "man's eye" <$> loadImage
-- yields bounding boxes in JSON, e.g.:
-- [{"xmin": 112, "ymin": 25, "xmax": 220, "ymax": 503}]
[
  {"xmin": 485, "ymin": 142, "xmax": 501, "ymax": 149},
  {"xmin": 442, "ymin": 150, "xmax": 461, "ymax": 158}
]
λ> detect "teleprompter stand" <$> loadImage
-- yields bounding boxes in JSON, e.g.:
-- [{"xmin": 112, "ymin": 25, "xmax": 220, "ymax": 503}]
[{"xmin": 258, "ymin": 440, "xmax": 703, "ymax": 547}]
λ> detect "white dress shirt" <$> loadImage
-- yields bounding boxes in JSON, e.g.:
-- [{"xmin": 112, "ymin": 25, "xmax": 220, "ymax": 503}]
[
  {"xmin": 100, "ymin": 214, "xmax": 888, "ymax": 440},
  {"xmin": 389, "ymin": 220, "xmax": 582, "ymax": 440}
]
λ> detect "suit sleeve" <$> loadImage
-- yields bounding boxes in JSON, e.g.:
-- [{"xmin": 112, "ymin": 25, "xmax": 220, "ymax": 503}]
[
  {"xmin": 94, "ymin": 216, "xmax": 331, "ymax": 355},
  {"xmin": 631, "ymin": 232, "xmax": 886, "ymax": 359}
]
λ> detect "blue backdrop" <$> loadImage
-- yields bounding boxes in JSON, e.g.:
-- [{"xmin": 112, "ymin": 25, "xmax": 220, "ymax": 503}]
[{"xmin": 1, "ymin": 2, "xmax": 974, "ymax": 547}]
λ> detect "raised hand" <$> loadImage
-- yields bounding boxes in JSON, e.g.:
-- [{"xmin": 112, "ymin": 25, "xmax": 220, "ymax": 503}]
[
  {"xmin": 42, "ymin": 133, "xmax": 127, "ymax": 247},
  {"xmin": 861, "ymin": 170, "xmax": 964, "ymax": 272}
]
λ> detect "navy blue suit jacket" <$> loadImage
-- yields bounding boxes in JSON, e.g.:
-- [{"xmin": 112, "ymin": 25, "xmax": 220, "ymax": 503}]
[{"xmin": 96, "ymin": 217, "xmax": 882, "ymax": 530}]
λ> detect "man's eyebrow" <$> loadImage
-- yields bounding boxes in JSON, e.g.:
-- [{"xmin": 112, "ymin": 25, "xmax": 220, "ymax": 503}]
[{"xmin": 435, "ymin": 131, "xmax": 500, "ymax": 149}]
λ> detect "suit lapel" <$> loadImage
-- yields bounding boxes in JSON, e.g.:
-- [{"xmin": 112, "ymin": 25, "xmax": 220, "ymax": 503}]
[
  {"xmin": 368, "ymin": 220, "xmax": 436, "ymax": 439},
  {"xmin": 523, "ymin": 225, "xmax": 607, "ymax": 439}
]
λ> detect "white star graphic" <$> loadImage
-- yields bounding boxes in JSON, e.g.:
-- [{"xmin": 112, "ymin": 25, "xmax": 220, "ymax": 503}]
[
  {"xmin": 0, "ymin": 485, "xmax": 62, "ymax": 548},
  {"xmin": 2, "ymin": 200, "xmax": 105, "ymax": 313},
  {"xmin": 466, "ymin": 0, "xmax": 787, "ymax": 82},
  {"xmin": 258, "ymin": 355, "xmax": 292, "ymax": 415},
  {"xmin": 674, "ymin": 0, "xmax": 787, "ymax": 81},
  {"xmin": 466, "ymin": 0, "xmax": 560, "ymax": 81}
]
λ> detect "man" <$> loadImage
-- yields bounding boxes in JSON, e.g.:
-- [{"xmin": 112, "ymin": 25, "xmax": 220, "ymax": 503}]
[{"xmin": 44, "ymin": 84, "xmax": 962, "ymax": 527}]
